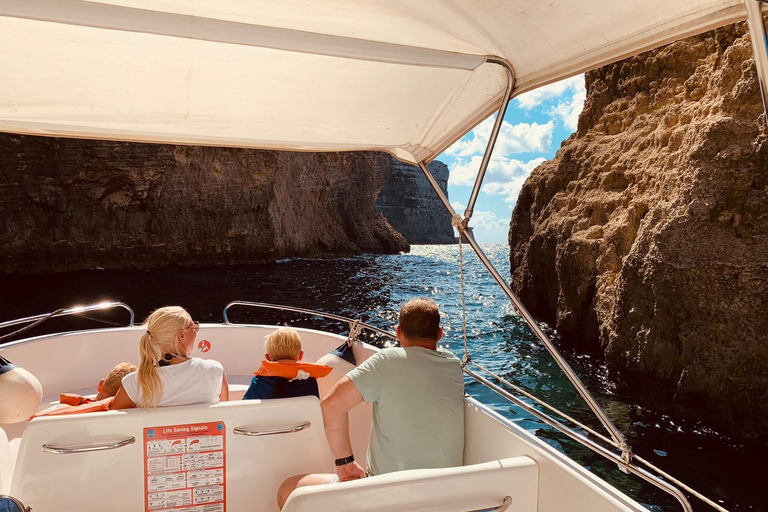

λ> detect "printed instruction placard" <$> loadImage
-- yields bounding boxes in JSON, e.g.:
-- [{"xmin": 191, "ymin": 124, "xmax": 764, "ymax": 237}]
[{"xmin": 144, "ymin": 421, "xmax": 226, "ymax": 512}]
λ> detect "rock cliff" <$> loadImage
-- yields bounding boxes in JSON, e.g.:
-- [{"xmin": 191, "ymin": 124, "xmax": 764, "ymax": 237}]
[
  {"xmin": 0, "ymin": 135, "xmax": 408, "ymax": 273},
  {"xmin": 376, "ymin": 159, "xmax": 455, "ymax": 244},
  {"xmin": 509, "ymin": 24, "xmax": 768, "ymax": 438}
]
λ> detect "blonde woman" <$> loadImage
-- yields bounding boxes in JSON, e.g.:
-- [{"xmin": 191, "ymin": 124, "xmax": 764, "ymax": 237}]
[{"xmin": 111, "ymin": 306, "xmax": 229, "ymax": 409}]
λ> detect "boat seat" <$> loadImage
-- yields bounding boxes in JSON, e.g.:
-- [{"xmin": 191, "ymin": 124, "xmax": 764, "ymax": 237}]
[
  {"xmin": 282, "ymin": 456, "xmax": 539, "ymax": 512},
  {"xmin": 12, "ymin": 396, "xmax": 333, "ymax": 512},
  {"xmin": 36, "ymin": 374, "xmax": 256, "ymax": 408},
  {"xmin": 226, "ymin": 374, "xmax": 255, "ymax": 400}
]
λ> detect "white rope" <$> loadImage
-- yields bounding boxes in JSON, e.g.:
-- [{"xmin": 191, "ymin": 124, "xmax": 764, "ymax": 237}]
[
  {"xmin": 347, "ymin": 320, "xmax": 363, "ymax": 345},
  {"xmin": 457, "ymin": 224, "xmax": 470, "ymax": 365}
]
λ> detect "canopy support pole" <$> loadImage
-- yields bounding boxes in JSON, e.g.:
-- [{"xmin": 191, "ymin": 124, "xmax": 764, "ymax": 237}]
[
  {"xmin": 463, "ymin": 58, "xmax": 516, "ymax": 222},
  {"xmin": 746, "ymin": 0, "xmax": 768, "ymax": 117},
  {"xmin": 416, "ymin": 59, "xmax": 632, "ymax": 463}
]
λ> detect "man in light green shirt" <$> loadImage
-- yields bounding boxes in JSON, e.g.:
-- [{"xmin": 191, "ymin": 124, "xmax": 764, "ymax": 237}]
[
  {"xmin": 346, "ymin": 342, "xmax": 464, "ymax": 476},
  {"xmin": 277, "ymin": 298, "xmax": 465, "ymax": 508}
]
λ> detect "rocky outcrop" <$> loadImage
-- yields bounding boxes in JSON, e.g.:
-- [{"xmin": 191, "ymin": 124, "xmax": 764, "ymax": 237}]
[
  {"xmin": 376, "ymin": 159, "xmax": 455, "ymax": 244},
  {"xmin": 509, "ymin": 24, "xmax": 768, "ymax": 439},
  {"xmin": 0, "ymin": 135, "xmax": 408, "ymax": 273}
]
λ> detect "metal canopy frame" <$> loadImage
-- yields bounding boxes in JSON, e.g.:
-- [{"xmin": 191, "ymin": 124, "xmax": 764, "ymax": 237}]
[
  {"xmin": 418, "ymin": 56, "xmax": 632, "ymax": 457},
  {"xmin": 413, "ymin": 26, "xmax": 768, "ymax": 505},
  {"xmin": 746, "ymin": 0, "xmax": 768, "ymax": 115}
]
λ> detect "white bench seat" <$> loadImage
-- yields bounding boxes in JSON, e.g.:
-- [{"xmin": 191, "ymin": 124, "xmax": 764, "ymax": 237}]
[
  {"xmin": 12, "ymin": 396, "xmax": 333, "ymax": 512},
  {"xmin": 40, "ymin": 374, "xmax": 257, "ymax": 406},
  {"xmin": 282, "ymin": 456, "xmax": 539, "ymax": 512}
]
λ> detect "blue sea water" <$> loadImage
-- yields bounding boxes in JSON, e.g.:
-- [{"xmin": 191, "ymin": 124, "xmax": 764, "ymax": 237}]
[{"xmin": 0, "ymin": 244, "xmax": 763, "ymax": 511}]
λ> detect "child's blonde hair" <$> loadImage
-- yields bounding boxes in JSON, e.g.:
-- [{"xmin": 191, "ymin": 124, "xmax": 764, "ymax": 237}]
[
  {"xmin": 102, "ymin": 362, "xmax": 138, "ymax": 397},
  {"xmin": 138, "ymin": 306, "xmax": 192, "ymax": 408},
  {"xmin": 265, "ymin": 327, "xmax": 302, "ymax": 361}
]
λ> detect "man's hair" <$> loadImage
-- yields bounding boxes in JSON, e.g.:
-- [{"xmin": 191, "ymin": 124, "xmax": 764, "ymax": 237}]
[
  {"xmin": 398, "ymin": 298, "xmax": 441, "ymax": 342},
  {"xmin": 265, "ymin": 327, "xmax": 303, "ymax": 360},
  {"xmin": 102, "ymin": 362, "xmax": 138, "ymax": 397}
]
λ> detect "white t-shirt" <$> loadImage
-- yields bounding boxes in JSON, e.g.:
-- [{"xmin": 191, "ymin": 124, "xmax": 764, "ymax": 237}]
[{"xmin": 122, "ymin": 358, "xmax": 224, "ymax": 408}]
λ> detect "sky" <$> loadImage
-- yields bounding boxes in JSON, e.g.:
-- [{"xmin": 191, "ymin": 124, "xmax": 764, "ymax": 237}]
[{"xmin": 438, "ymin": 75, "xmax": 586, "ymax": 243}]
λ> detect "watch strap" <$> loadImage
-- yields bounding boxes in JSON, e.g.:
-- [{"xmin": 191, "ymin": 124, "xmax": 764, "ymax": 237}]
[{"xmin": 334, "ymin": 454, "xmax": 355, "ymax": 466}]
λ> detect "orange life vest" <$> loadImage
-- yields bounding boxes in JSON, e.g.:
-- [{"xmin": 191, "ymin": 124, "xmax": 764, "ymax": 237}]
[
  {"xmin": 30, "ymin": 393, "xmax": 114, "ymax": 419},
  {"xmin": 254, "ymin": 360, "xmax": 332, "ymax": 380}
]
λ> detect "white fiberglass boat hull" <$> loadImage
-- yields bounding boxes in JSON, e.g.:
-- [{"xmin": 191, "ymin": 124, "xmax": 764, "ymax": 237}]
[{"xmin": 1, "ymin": 325, "xmax": 647, "ymax": 511}]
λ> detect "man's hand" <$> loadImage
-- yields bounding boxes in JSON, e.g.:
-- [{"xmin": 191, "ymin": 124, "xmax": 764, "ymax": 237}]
[{"xmin": 337, "ymin": 461, "xmax": 366, "ymax": 482}]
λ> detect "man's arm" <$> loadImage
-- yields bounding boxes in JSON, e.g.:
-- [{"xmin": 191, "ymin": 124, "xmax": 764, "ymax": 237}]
[{"xmin": 320, "ymin": 376, "xmax": 366, "ymax": 481}]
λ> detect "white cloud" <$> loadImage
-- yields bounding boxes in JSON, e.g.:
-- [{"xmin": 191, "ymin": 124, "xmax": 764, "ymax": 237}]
[
  {"xmin": 445, "ymin": 117, "xmax": 554, "ymax": 158},
  {"xmin": 448, "ymin": 158, "xmax": 482, "ymax": 187},
  {"xmin": 469, "ymin": 210, "xmax": 508, "ymax": 231},
  {"xmin": 550, "ymin": 81, "xmax": 586, "ymax": 131},
  {"xmin": 516, "ymin": 75, "xmax": 585, "ymax": 110},
  {"xmin": 451, "ymin": 200, "xmax": 466, "ymax": 211},
  {"xmin": 448, "ymin": 156, "xmax": 545, "ymax": 203}
]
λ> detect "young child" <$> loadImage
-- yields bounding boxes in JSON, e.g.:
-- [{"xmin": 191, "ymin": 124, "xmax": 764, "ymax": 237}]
[
  {"xmin": 243, "ymin": 327, "xmax": 332, "ymax": 400},
  {"xmin": 31, "ymin": 362, "xmax": 137, "ymax": 418}
]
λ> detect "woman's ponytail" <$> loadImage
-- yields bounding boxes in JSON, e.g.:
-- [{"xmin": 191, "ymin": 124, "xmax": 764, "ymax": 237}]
[
  {"xmin": 138, "ymin": 331, "xmax": 163, "ymax": 408},
  {"xmin": 136, "ymin": 306, "xmax": 191, "ymax": 408}
]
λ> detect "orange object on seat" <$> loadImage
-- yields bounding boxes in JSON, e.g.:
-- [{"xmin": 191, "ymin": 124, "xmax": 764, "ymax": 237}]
[
  {"xmin": 254, "ymin": 360, "xmax": 332, "ymax": 380},
  {"xmin": 30, "ymin": 394, "xmax": 114, "ymax": 419}
]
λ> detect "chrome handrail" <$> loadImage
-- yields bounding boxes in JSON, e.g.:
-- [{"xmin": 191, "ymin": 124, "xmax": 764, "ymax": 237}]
[
  {"xmin": 463, "ymin": 56, "xmax": 515, "ymax": 222},
  {"xmin": 0, "ymin": 302, "xmax": 136, "ymax": 332},
  {"xmin": 466, "ymin": 360, "xmax": 731, "ymax": 512},
  {"xmin": 466, "ymin": 359, "xmax": 730, "ymax": 512},
  {"xmin": 418, "ymin": 162, "xmax": 630, "ymax": 458},
  {"xmin": 746, "ymin": 0, "xmax": 768, "ymax": 116},
  {"xmin": 412, "ymin": 56, "xmax": 731, "ymax": 512},
  {"xmin": 463, "ymin": 366, "xmax": 695, "ymax": 512},
  {"xmin": 470, "ymin": 496, "xmax": 512, "ymax": 512},
  {"xmin": 233, "ymin": 421, "xmax": 311, "ymax": 437},
  {"xmin": 416, "ymin": 56, "xmax": 630, "ymax": 459},
  {"xmin": 222, "ymin": 301, "xmax": 397, "ymax": 342},
  {"xmin": 42, "ymin": 436, "xmax": 136, "ymax": 454}
]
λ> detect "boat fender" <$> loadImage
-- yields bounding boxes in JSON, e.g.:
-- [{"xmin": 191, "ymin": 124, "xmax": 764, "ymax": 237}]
[
  {"xmin": 314, "ymin": 342, "xmax": 357, "ymax": 398},
  {"xmin": 0, "ymin": 356, "xmax": 43, "ymax": 424}
]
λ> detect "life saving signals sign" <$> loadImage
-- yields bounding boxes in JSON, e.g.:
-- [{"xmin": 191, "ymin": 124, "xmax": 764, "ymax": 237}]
[{"xmin": 143, "ymin": 422, "xmax": 226, "ymax": 512}]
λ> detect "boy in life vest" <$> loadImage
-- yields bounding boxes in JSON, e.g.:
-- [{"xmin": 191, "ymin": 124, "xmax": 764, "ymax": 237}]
[
  {"xmin": 243, "ymin": 327, "xmax": 332, "ymax": 400},
  {"xmin": 31, "ymin": 362, "xmax": 137, "ymax": 418}
]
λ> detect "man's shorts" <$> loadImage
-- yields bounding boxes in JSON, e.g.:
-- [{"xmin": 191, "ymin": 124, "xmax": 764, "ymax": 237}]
[{"xmin": 328, "ymin": 472, "xmax": 370, "ymax": 484}]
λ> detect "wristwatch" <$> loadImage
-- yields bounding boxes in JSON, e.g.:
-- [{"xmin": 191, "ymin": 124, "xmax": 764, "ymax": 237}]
[{"xmin": 334, "ymin": 454, "xmax": 355, "ymax": 466}]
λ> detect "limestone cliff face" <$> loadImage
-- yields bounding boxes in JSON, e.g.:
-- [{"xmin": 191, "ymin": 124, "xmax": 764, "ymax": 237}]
[
  {"xmin": 376, "ymin": 159, "xmax": 455, "ymax": 244},
  {"xmin": 509, "ymin": 24, "xmax": 768, "ymax": 438},
  {"xmin": 0, "ymin": 135, "xmax": 408, "ymax": 273}
]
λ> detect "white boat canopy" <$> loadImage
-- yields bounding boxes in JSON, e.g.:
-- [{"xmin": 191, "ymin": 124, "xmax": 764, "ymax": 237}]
[{"xmin": 0, "ymin": 0, "xmax": 753, "ymax": 164}]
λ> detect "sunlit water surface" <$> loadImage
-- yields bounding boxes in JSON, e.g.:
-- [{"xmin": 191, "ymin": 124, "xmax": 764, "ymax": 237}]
[{"xmin": 1, "ymin": 244, "xmax": 763, "ymax": 511}]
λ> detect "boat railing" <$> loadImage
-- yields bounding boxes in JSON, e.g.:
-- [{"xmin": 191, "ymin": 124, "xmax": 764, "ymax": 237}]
[
  {"xmin": 409, "ymin": 54, "xmax": 732, "ymax": 512},
  {"xmin": 223, "ymin": 300, "xmax": 398, "ymax": 343},
  {"xmin": 0, "ymin": 301, "xmax": 135, "ymax": 343},
  {"xmin": 0, "ymin": 300, "xmax": 726, "ymax": 511},
  {"xmin": 222, "ymin": 300, "xmax": 726, "ymax": 512}
]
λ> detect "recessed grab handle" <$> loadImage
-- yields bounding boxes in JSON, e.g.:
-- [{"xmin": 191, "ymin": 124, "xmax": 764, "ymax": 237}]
[
  {"xmin": 233, "ymin": 421, "xmax": 311, "ymax": 437},
  {"xmin": 42, "ymin": 436, "xmax": 136, "ymax": 454},
  {"xmin": 470, "ymin": 496, "xmax": 512, "ymax": 512}
]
